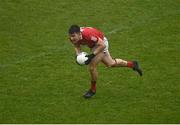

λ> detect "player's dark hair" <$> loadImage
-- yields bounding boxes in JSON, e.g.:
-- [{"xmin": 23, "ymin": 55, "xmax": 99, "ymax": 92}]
[{"xmin": 68, "ymin": 25, "xmax": 80, "ymax": 34}]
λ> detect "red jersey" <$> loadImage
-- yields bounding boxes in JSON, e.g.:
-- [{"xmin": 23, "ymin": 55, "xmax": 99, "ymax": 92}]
[{"xmin": 77, "ymin": 27, "xmax": 104, "ymax": 48}]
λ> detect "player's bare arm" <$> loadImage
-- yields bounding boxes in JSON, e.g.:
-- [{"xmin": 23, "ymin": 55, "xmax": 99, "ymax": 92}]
[
  {"xmin": 93, "ymin": 38, "xmax": 106, "ymax": 55},
  {"xmin": 84, "ymin": 38, "xmax": 106, "ymax": 65},
  {"xmin": 74, "ymin": 44, "xmax": 81, "ymax": 55}
]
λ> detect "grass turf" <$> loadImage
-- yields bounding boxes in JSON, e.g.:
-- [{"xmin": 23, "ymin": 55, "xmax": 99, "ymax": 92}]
[{"xmin": 0, "ymin": 0, "xmax": 180, "ymax": 123}]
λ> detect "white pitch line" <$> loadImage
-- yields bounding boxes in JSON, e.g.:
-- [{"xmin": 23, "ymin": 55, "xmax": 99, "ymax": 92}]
[
  {"xmin": 107, "ymin": 28, "xmax": 122, "ymax": 35},
  {"xmin": 106, "ymin": 26, "xmax": 130, "ymax": 35}
]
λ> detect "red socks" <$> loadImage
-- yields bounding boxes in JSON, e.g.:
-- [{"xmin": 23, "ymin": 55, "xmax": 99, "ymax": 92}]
[
  {"xmin": 127, "ymin": 61, "xmax": 134, "ymax": 68},
  {"xmin": 91, "ymin": 81, "xmax": 96, "ymax": 92}
]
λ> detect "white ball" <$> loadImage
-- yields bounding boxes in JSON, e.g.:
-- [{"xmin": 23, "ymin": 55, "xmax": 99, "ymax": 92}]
[{"xmin": 76, "ymin": 52, "xmax": 88, "ymax": 65}]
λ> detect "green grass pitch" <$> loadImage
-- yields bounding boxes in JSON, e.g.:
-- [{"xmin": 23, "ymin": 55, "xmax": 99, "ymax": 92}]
[{"xmin": 0, "ymin": 0, "xmax": 180, "ymax": 123}]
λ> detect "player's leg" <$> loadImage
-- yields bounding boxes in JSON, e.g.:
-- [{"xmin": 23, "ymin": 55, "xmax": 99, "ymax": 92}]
[
  {"xmin": 101, "ymin": 51, "xmax": 128, "ymax": 67},
  {"xmin": 101, "ymin": 37, "xmax": 130, "ymax": 67},
  {"xmin": 83, "ymin": 51, "xmax": 105, "ymax": 98},
  {"xmin": 101, "ymin": 51, "xmax": 143, "ymax": 76},
  {"xmin": 89, "ymin": 51, "xmax": 105, "ymax": 87}
]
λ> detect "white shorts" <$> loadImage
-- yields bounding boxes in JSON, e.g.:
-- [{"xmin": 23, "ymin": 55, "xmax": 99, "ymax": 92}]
[{"xmin": 92, "ymin": 37, "xmax": 109, "ymax": 53}]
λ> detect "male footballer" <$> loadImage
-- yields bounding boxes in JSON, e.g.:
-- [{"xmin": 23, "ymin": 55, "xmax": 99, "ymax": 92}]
[{"xmin": 68, "ymin": 25, "xmax": 143, "ymax": 99}]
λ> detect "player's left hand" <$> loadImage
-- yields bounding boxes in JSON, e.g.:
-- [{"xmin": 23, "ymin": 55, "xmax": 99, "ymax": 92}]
[{"xmin": 85, "ymin": 54, "xmax": 95, "ymax": 65}]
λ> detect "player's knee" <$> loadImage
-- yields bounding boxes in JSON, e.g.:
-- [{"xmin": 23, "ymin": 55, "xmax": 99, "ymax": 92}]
[
  {"xmin": 106, "ymin": 62, "xmax": 116, "ymax": 68},
  {"xmin": 89, "ymin": 65, "xmax": 96, "ymax": 71}
]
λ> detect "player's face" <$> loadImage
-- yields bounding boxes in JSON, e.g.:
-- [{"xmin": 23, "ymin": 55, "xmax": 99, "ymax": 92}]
[{"xmin": 69, "ymin": 33, "xmax": 81, "ymax": 44}]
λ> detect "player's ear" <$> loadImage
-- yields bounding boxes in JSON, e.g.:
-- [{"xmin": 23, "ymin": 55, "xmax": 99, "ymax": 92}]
[{"xmin": 78, "ymin": 32, "xmax": 81, "ymax": 36}]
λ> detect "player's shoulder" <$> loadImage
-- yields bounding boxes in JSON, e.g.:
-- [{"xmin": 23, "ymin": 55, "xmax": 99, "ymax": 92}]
[
  {"xmin": 80, "ymin": 27, "xmax": 92, "ymax": 35},
  {"xmin": 81, "ymin": 27, "xmax": 94, "ymax": 31},
  {"xmin": 81, "ymin": 27, "xmax": 99, "ymax": 35}
]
